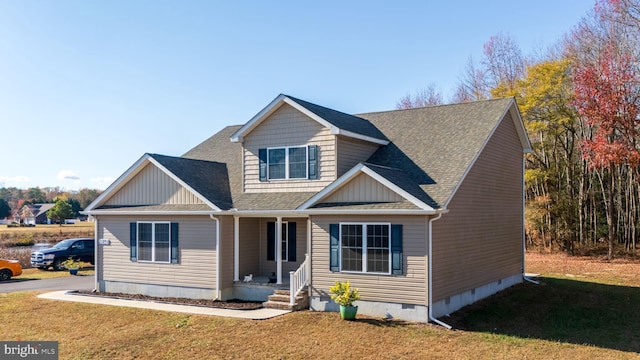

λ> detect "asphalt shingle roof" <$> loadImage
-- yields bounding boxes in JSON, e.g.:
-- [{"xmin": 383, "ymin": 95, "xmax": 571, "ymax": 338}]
[
  {"xmin": 358, "ymin": 98, "xmax": 515, "ymax": 207},
  {"xmin": 285, "ymin": 95, "xmax": 388, "ymax": 142},
  {"xmin": 174, "ymin": 97, "xmax": 516, "ymax": 211},
  {"xmin": 148, "ymin": 153, "xmax": 233, "ymax": 210}
]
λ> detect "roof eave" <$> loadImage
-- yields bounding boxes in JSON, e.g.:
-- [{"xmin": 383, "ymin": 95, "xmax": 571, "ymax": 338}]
[{"xmin": 84, "ymin": 210, "xmax": 221, "ymax": 216}]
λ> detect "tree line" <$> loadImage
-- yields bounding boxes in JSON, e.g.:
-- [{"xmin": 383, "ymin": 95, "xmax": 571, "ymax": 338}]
[
  {"xmin": 0, "ymin": 186, "xmax": 102, "ymax": 220},
  {"xmin": 398, "ymin": 0, "xmax": 640, "ymax": 259}
]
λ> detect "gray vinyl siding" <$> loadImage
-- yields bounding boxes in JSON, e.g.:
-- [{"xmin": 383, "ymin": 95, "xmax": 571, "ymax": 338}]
[
  {"xmin": 258, "ymin": 218, "xmax": 308, "ymax": 275},
  {"xmin": 243, "ymin": 103, "xmax": 336, "ymax": 193},
  {"xmin": 431, "ymin": 113, "xmax": 524, "ymax": 302},
  {"xmin": 336, "ymin": 136, "xmax": 381, "ymax": 176},
  {"xmin": 97, "ymin": 215, "xmax": 217, "ymax": 290},
  {"xmin": 105, "ymin": 164, "xmax": 204, "ymax": 206},
  {"xmin": 323, "ymin": 172, "xmax": 404, "ymax": 203},
  {"xmin": 311, "ymin": 215, "xmax": 428, "ymax": 305},
  {"xmin": 238, "ymin": 217, "xmax": 261, "ymax": 277}
]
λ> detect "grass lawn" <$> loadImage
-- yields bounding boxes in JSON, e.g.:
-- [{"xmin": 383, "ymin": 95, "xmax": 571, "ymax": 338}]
[
  {"xmin": 1, "ymin": 253, "xmax": 639, "ymax": 359},
  {"xmin": 0, "ymin": 222, "xmax": 94, "ymax": 234},
  {"xmin": 17, "ymin": 267, "xmax": 95, "ymax": 280}
]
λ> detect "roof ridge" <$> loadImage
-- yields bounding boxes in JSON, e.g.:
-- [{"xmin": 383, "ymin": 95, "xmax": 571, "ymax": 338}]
[
  {"xmin": 148, "ymin": 153, "xmax": 226, "ymax": 165},
  {"xmin": 356, "ymin": 97, "xmax": 514, "ymax": 116}
]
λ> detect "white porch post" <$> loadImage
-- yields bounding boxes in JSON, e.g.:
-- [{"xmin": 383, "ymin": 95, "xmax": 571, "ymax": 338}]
[
  {"xmin": 233, "ymin": 216, "xmax": 240, "ymax": 282},
  {"xmin": 276, "ymin": 216, "xmax": 283, "ymax": 285}
]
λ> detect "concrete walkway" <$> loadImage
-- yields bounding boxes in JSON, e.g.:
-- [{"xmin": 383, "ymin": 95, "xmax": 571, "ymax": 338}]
[{"xmin": 38, "ymin": 291, "xmax": 290, "ymax": 320}]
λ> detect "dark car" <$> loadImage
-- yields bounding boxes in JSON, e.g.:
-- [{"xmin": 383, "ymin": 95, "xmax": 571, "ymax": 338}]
[{"xmin": 30, "ymin": 238, "xmax": 94, "ymax": 271}]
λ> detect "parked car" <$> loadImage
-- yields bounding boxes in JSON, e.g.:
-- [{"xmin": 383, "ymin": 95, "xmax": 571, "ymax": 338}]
[
  {"xmin": 30, "ymin": 238, "xmax": 94, "ymax": 271},
  {"xmin": 0, "ymin": 259, "xmax": 22, "ymax": 280}
]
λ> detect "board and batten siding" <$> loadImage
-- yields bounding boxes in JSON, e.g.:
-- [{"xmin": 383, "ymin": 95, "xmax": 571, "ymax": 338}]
[
  {"xmin": 243, "ymin": 103, "xmax": 336, "ymax": 193},
  {"xmin": 323, "ymin": 172, "xmax": 404, "ymax": 203},
  {"xmin": 105, "ymin": 164, "xmax": 204, "ymax": 206},
  {"xmin": 431, "ymin": 112, "xmax": 524, "ymax": 302},
  {"xmin": 97, "ymin": 215, "xmax": 217, "ymax": 290},
  {"xmin": 311, "ymin": 215, "xmax": 428, "ymax": 305},
  {"xmin": 336, "ymin": 136, "xmax": 381, "ymax": 177}
]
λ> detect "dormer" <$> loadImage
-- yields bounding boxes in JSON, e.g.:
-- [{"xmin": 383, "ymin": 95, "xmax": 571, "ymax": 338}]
[{"xmin": 231, "ymin": 94, "xmax": 389, "ymax": 193}]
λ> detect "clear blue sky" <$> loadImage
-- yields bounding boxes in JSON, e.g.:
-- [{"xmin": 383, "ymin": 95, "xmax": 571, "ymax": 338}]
[{"xmin": 0, "ymin": 1, "xmax": 594, "ymax": 191}]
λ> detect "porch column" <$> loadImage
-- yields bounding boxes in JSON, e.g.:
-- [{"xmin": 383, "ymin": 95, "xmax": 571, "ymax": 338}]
[
  {"xmin": 276, "ymin": 216, "xmax": 283, "ymax": 285},
  {"xmin": 233, "ymin": 216, "xmax": 240, "ymax": 282}
]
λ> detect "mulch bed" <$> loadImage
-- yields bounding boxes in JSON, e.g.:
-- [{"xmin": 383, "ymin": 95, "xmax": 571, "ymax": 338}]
[{"xmin": 75, "ymin": 290, "xmax": 263, "ymax": 310}]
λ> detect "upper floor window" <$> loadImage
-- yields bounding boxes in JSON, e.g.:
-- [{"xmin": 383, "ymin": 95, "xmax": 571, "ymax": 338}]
[
  {"xmin": 259, "ymin": 145, "xmax": 318, "ymax": 181},
  {"xmin": 268, "ymin": 146, "xmax": 307, "ymax": 180}
]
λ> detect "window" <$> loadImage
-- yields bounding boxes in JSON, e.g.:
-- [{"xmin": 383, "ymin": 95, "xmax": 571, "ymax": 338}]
[
  {"xmin": 130, "ymin": 222, "xmax": 178, "ymax": 263},
  {"xmin": 340, "ymin": 223, "xmax": 390, "ymax": 274},
  {"xmin": 330, "ymin": 223, "xmax": 402, "ymax": 275},
  {"xmin": 259, "ymin": 145, "xmax": 318, "ymax": 181},
  {"xmin": 267, "ymin": 146, "xmax": 307, "ymax": 180}
]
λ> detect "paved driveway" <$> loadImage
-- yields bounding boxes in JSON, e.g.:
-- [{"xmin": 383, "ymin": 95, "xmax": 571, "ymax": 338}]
[{"xmin": 0, "ymin": 274, "xmax": 95, "ymax": 293}]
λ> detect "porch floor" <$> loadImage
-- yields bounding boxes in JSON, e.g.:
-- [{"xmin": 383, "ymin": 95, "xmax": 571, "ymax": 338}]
[{"xmin": 234, "ymin": 276, "xmax": 290, "ymax": 290}]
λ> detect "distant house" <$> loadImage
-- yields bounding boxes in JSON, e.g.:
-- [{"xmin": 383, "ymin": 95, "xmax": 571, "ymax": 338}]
[
  {"xmin": 85, "ymin": 94, "xmax": 531, "ymax": 323},
  {"xmin": 20, "ymin": 203, "xmax": 55, "ymax": 225}
]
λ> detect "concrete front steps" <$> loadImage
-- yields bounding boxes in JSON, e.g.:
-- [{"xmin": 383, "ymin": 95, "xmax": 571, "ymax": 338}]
[{"xmin": 263, "ymin": 288, "xmax": 309, "ymax": 311}]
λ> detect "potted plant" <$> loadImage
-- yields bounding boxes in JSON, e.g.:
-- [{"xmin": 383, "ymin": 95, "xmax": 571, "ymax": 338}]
[
  {"xmin": 61, "ymin": 258, "xmax": 83, "ymax": 275},
  {"xmin": 329, "ymin": 280, "xmax": 360, "ymax": 320}
]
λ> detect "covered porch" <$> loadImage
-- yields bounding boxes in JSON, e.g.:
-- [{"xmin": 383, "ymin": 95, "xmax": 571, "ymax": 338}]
[{"xmin": 230, "ymin": 216, "xmax": 310, "ymax": 305}]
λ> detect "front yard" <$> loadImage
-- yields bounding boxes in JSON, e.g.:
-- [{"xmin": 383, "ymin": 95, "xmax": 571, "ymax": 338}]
[{"xmin": 1, "ymin": 253, "xmax": 639, "ymax": 359}]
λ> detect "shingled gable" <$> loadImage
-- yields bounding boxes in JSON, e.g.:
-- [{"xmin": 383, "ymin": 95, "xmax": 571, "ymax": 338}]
[
  {"xmin": 85, "ymin": 153, "xmax": 232, "ymax": 213},
  {"xmin": 298, "ymin": 163, "xmax": 438, "ymax": 212},
  {"xmin": 230, "ymin": 94, "xmax": 389, "ymax": 145}
]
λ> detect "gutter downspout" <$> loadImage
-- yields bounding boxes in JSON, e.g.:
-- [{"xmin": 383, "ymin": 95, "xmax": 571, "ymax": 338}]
[
  {"xmin": 428, "ymin": 212, "xmax": 453, "ymax": 329},
  {"xmin": 93, "ymin": 215, "xmax": 98, "ymax": 292},
  {"xmin": 210, "ymin": 214, "xmax": 221, "ymax": 300},
  {"xmin": 521, "ymin": 157, "xmax": 539, "ymax": 285}
]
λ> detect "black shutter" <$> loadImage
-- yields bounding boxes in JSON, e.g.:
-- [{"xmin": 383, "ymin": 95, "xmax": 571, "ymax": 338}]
[
  {"xmin": 259, "ymin": 148, "xmax": 267, "ymax": 181},
  {"xmin": 267, "ymin": 221, "xmax": 275, "ymax": 261},
  {"xmin": 329, "ymin": 224, "xmax": 339, "ymax": 271},
  {"xmin": 130, "ymin": 222, "xmax": 137, "ymax": 262},
  {"xmin": 308, "ymin": 145, "xmax": 318, "ymax": 180},
  {"xmin": 391, "ymin": 224, "xmax": 403, "ymax": 275},
  {"xmin": 171, "ymin": 222, "xmax": 179, "ymax": 264},
  {"xmin": 288, "ymin": 222, "xmax": 296, "ymax": 262}
]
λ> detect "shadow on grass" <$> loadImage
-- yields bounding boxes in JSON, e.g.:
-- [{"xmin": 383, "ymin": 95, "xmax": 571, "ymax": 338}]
[
  {"xmin": 446, "ymin": 277, "xmax": 640, "ymax": 353},
  {"xmin": 353, "ymin": 317, "xmax": 411, "ymax": 328}
]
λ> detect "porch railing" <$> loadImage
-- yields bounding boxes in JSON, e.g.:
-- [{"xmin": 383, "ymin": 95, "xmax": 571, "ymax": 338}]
[{"xmin": 289, "ymin": 253, "xmax": 310, "ymax": 306}]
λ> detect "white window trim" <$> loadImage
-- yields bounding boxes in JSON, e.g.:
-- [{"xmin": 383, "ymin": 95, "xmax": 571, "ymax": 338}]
[
  {"xmin": 137, "ymin": 221, "xmax": 172, "ymax": 263},
  {"xmin": 339, "ymin": 222, "xmax": 392, "ymax": 275},
  {"xmin": 267, "ymin": 146, "xmax": 308, "ymax": 180}
]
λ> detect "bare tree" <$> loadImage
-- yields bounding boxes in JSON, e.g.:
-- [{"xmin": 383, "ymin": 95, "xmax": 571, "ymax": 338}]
[
  {"xmin": 482, "ymin": 32, "xmax": 526, "ymax": 94},
  {"xmin": 396, "ymin": 83, "xmax": 443, "ymax": 109}
]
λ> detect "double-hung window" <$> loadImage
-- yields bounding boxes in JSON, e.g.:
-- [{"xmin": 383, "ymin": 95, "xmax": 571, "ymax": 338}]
[
  {"xmin": 259, "ymin": 145, "xmax": 318, "ymax": 181},
  {"xmin": 268, "ymin": 146, "xmax": 307, "ymax": 180},
  {"xmin": 329, "ymin": 222, "xmax": 403, "ymax": 275},
  {"xmin": 130, "ymin": 222, "xmax": 179, "ymax": 263},
  {"xmin": 341, "ymin": 223, "xmax": 391, "ymax": 274}
]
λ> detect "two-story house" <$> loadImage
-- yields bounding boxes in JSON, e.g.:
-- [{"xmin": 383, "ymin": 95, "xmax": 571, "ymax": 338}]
[{"xmin": 84, "ymin": 94, "xmax": 531, "ymax": 323}]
